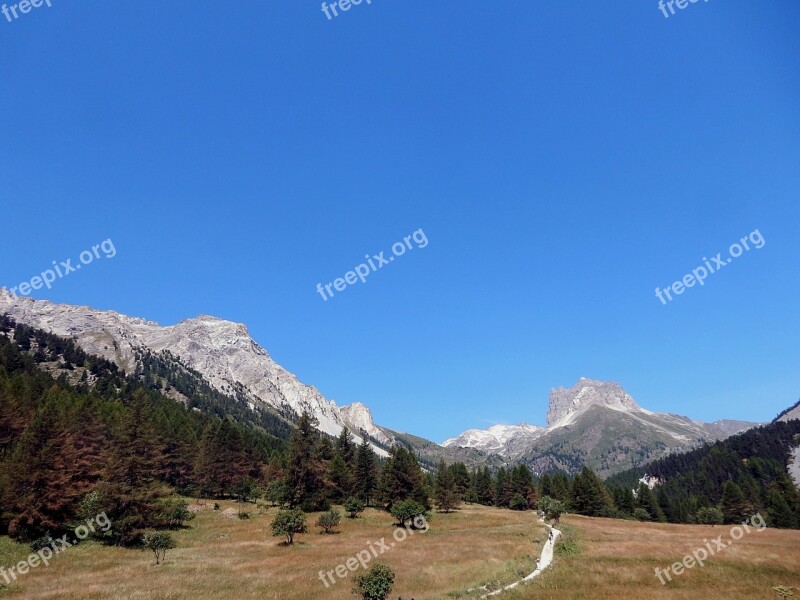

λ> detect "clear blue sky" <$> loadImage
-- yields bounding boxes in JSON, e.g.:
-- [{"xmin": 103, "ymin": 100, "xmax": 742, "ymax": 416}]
[{"xmin": 2, "ymin": 0, "xmax": 799, "ymax": 442}]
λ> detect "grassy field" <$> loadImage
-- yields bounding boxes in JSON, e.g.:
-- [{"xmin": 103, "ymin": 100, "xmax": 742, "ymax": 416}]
[
  {"xmin": 2, "ymin": 506, "xmax": 799, "ymax": 599},
  {"xmin": 508, "ymin": 515, "xmax": 800, "ymax": 600},
  {"xmin": 0, "ymin": 502, "xmax": 543, "ymax": 599}
]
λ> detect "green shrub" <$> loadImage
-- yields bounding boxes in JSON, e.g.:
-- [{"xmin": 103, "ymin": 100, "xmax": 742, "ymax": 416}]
[
  {"xmin": 344, "ymin": 497, "xmax": 366, "ymax": 519},
  {"xmin": 163, "ymin": 498, "xmax": 195, "ymax": 528},
  {"xmin": 271, "ymin": 509, "xmax": 307, "ymax": 545},
  {"xmin": 315, "ymin": 509, "xmax": 341, "ymax": 534},
  {"xmin": 390, "ymin": 500, "xmax": 427, "ymax": 528},
  {"xmin": 353, "ymin": 564, "xmax": 395, "ymax": 600},
  {"xmin": 696, "ymin": 506, "xmax": 724, "ymax": 525},
  {"xmin": 141, "ymin": 531, "xmax": 176, "ymax": 565},
  {"xmin": 509, "ymin": 493, "xmax": 529, "ymax": 511}
]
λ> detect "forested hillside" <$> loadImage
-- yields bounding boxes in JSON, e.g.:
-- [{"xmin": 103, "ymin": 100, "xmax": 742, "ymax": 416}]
[
  {"xmin": 607, "ymin": 418, "xmax": 800, "ymax": 527},
  {"xmin": 0, "ymin": 316, "xmax": 287, "ymax": 543}
]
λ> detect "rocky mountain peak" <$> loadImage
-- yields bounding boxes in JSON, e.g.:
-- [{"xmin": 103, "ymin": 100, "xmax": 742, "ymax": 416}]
[
  {"xmin": 546, "ymin": 378, "xmax": 642, "ymax": 428},
  {"xmin": 340, "ymin": 402, "xmax": 393, "ymax": 446}
]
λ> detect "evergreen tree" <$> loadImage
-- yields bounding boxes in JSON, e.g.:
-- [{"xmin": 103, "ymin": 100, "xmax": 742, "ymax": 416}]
[
  {"xmin": 570, "ymin": 467, "xmax": 614, "ymax": 517},
  {"xmin": 193, "ymin": 419, "xmax": 251, "ymax": 498},
  {"xmin": 354, "ymin": 437, "xmax": 379, "ymax": 505},
  {"xmin": 720, "ymin": 481, "xmax": 751, "ymax": 524},
  {"xmin": 100, "ymin": 390, "xmax": 166, "ymax": 545},
  {"xmin": 336, "ymin": 427, "xmax": 356, "ymax": 465},
  {"xmin": 473, "ymin": 467, "xmax": 494, "ymax": 506},
  {"xmin": 539, "ymin": 474, "xmax": 553, "ymax": 498},
  {"xmin": 611, "ymin": 486, "xmax": 636, "ymax": 516},
  {"xmin": 380, "ymin": 446, "xmax": 429, "ymax": 510},
  {"xmin": 767, "ymin": 487, "xmax": 797, "ymax": 528},
  {"xmin": 449, "ymin": 462, "xmax": 471, "ymax": 500},
  {"xmin": 495, "ymin": 468, "xmax": 513, "ymax": 508},
  {"xmin": 434, "ymin": 460, "xmax": 460, "ymax": 513},
  {"xmin": 285, "ymin": 412, "xmax": 327, "ymax": 511},
  {"xmin": 511, "ymin": 464, "xmax": 537, "ymax": 506},
  {"xmin": 636, "ymin": 483, "xmax": 666, "ymax": 522},
  {"xmin": 328, "ymin": 453, "xmax": 353, "ymax": 503},
  {"xmin": 549, "ymin": 472, "xmax": 571, "ymax": 502}
]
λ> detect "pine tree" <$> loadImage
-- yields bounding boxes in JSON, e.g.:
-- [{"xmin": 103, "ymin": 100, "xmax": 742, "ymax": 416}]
[
  {"xmin": 473, "ymin": 467, "xmax": 494, "ymax": 505},
  {"xmin": 354, "ymin": 437, "xmax": 379, "ymax": 505},
  {"xmin": 539, "ymin": 474, "xmax": 553, "ymax": 499},
  {"xmin": 449, "ymin": 462, "xmax": 471, "ymax": 500},
  {"xmin": 570, "ymin": 467, "xmax": 614, "ymax": 517},
  {"xmin": 285, "ymin": 412, "xmax": 327, "ymax": 511},
  {"xmin": 379, "ymin": 446, "xmax": 429, "ymax": 510},
  {"xmin": 767, "ymin": 487, "xmax": 797, "ymax": 528},
  {"xmin": 7, "ymin": 396, "xmax": 76, "ymax": 539},
  {"xmin": 434, "ymin": 460, "xmax": 460, "ymax": 513},
  {"xmin": 193, "ymin": 419, "xmax": 251, "ymax": 497},
  {"xmin": 328, "ymin": 453, "xmax": 352, "ymax": 502},
  {"xmin": 612, "ymin": 485, "xmax": 636, "ymax": 516},
  {"xmin": 495, "ymin": 468, "xmax": 513, "ymax": 508},
  {"xmin": 100, "ymin": 390, "xmax": 165, "ymax": 545},
  {"xmin": 336, "ymin": 427, "xmax": 356, "ymax": 465},
  {"xmin": 636, "ymin": 483, "xmax": 666, "ymax": 522},
  {"xmin": 720, "ymin": 481, "xmax": 750, "ymax": 524},
  {"xmin": 549, "ymin": 472, "xmax": 571, "ymax": 502},
  {"xmin": 511, "ymin": 464, "xmax": 537, "ymax": 506}
]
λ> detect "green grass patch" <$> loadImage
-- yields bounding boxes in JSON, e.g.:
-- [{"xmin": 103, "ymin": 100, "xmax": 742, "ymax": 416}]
[{"xmin": 555, "ymin": 523, "xmax": 581, "ymax": 557}]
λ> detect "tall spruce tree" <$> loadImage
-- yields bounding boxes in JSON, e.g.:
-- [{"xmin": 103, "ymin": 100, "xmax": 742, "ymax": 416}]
[
  {"xmin": 473, "ymin": 467, "xmax": 494, "ymax": 506},
  {"xmin": 434, "ymin": 460, "xmax": 460, "ymax": 513},
  {"xmin": 380, "ymin": 446, "xmax": 429, "ymax": 510},
  {"xmin": 354, "ymin": 437, "xmax": 379, "ymax": 505},
  {"xmin": 337, "ymin": 427, "xmax": 356, "ymax": 465},
  {"xmin": 495, "ymin": 468, "xmax": 513, "ymax": 508},
  {"xmin": 570, "ymin": 467, "xmax": 614, "ymax": 517},
  {"xmin": 636, "ymin": 483, "xmax": 666, "ymax": 522},
  {"xmin": 285, "ymin": 412, "xmax": 327, "ymax": 511},
  {"xmin": 720, "ymin": 481, "xmax": 751, "ymax": 524}
]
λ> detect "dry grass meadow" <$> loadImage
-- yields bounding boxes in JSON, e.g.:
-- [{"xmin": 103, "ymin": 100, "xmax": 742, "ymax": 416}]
[
  {"xmin": 0, "ymin": 501, "xmax": 543, "ymax": 599},
  {"xmin": 508, "ymin": 514, "xmax": 800, "ymax": 600},
  {"xmin": 2, "ymin": 505, "xmax": 799, "ymax": 599}
]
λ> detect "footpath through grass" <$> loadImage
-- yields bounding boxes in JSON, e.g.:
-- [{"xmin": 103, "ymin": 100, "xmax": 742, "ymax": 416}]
[
  {"xmin": 0, "ymin": 502, "xmax": 543, "ymax": 600},
  {"xmin": 503, "ymin": 515, "xmax": 800, "ymax": 600}
]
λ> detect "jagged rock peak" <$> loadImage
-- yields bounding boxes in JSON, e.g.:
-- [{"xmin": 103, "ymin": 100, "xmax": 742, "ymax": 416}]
[{"xmin": 546, "ymin": 378, "xmax": 642, "ymax": 429}]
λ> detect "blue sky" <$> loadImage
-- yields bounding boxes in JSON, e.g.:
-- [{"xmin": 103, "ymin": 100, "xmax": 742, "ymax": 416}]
[{"xmin": 2, "ymin": 0, "xmax": 799, "ymax": 442}]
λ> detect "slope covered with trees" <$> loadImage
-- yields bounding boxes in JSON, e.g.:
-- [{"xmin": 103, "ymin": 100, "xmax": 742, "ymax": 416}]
[
  {"xmin": 607, "ymin": 418, "xmax": 800, "ymax": 528},
  {"xmin": 0, "ymin": 316, "xmax": 285, "ymax": 544}
]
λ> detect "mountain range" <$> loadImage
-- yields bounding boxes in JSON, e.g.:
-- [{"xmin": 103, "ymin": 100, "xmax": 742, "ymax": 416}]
[
  {"xmin": 0, "ymin": 291, "xmax": 765, "ymax": 476},
  {"xmin": 443, "ymin": 378, "xmax": 760, "ymax": 476}
]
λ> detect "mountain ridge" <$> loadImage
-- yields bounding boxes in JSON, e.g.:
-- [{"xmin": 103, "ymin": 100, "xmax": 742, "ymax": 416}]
[
  {"xmin": 0, "ymin": 290, "xmax": 393, "ymax": 455},
  {"xmin": 443, "ymin": 377, "xmax": 761, "ymax": 476}
]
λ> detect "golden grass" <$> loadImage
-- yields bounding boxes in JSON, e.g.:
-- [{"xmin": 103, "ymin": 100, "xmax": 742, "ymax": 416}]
[
  {"xmin": 505, "ymin": 515, "xmax": 800, "ymax": 600},
  {"xmin": 4, "ymin": 507, "xmax": 799, "ymax": 599},
  {"xmin": 0, "ymin": 502, "xmax": 543, "ymax": 599}
]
